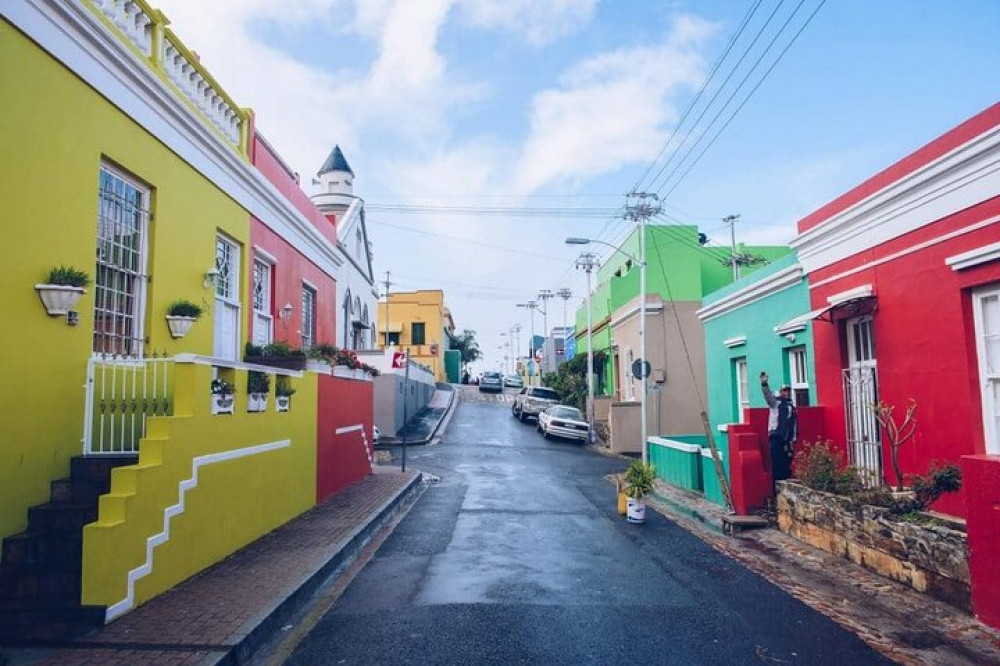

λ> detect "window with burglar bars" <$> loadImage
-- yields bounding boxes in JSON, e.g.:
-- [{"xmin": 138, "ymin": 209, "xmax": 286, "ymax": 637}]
[
  {"xmin": 94, "ymin": 165, "xmax": 150, "ymax": 357},
  {"xmin": 301, "ymin": 284, "xmax": 316, "ymax": 350}
]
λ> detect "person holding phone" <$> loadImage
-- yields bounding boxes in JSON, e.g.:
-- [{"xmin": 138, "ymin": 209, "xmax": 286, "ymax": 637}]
[{"xmin": 760, "ymin": 371, "xmax": 797, "ymax": 485}]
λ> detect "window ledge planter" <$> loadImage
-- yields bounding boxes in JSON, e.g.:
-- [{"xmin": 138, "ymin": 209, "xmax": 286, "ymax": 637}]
[
  {"xmin": 35, "ymin": 284, "xmax": 85, "ymax": 315},
  {"xmin": 776, "ymin": 480, "xmax": 970, "ymax": 611},
  {"xmin": 247, "ymin": 393, "xmax": 269, "ymax": 413},
  {"xmin": 276, "ymin": 395, "xmax": 291, "ymax": 412},
  {"xmin": 211, "ymin": 393, "xmax": 235, "ymax": 415},
  {"xmin": 166, "ymin": 315, "xmax": 197, "ymax": 339},
  {"xmin": 245, "ymin": 354, "xmax": 308, "ymax": 371}
]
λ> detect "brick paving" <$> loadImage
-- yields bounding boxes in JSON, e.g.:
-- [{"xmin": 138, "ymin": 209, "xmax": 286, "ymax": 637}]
[
  {"xmin": 19, "ymin": 468, "xmax": 419, "ymax": 666},
  {"xmin": 644, "ymin": 479, "xmax": 1000, "ymax": 666}
]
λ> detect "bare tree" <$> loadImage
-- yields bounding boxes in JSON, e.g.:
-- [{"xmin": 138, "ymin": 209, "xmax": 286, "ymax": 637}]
[{"xmin": 870, "ymin": 399, "xmax": 917, "ymax": 491}]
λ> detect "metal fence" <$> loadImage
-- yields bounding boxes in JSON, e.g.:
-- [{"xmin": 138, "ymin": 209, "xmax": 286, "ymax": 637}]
[
  {"xmin": 842, "ymin": 366, "xmax": 882, "ymax": 487},
  {"xmin": 83, "ymin": 354, "xmax": 174, "ymax": 455}
]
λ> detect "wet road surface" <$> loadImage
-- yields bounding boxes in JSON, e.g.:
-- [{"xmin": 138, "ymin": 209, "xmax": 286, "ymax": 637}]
[{"xmin": 287, "ymin": 387, "xmax": 891, "ymax": 665}]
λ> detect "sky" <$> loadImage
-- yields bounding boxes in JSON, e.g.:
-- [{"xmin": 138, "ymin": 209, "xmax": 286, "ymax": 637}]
[{"xmin": 154, "ymin": 0, "xmax": 1000, "ymax": 372}]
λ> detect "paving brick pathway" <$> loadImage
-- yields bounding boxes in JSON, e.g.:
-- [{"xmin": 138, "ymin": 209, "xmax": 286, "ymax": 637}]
[{"xmin": 14, "ymin": 468, "xmax": 419, "ymax": 666}]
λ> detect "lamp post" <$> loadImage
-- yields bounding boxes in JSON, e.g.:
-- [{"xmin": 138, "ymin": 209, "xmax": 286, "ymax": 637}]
[
  {"xmin": 510, "ymin": 323, "xmax": 522, "ymax": 378},
  {"xmin": 569, "ymin": 251, "xmax": 600, "ymax": 430},
  {"xmin": 516, "ymin": 301, "xmax": 540, "ymax": 385},
  {"xmin": 567, "ymin": 234, "xmax": 647, "ymax": 462},
  {"xmin": 538, "ymin": 289, "xmax": 553, "ymax": 375}
]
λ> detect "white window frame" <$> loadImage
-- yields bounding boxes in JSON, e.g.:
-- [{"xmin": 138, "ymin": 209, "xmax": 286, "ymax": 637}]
[
  {"xmin": 251, "ymin": 255, "xmax": 273, "ymax": 345},
  {"xmin": 734, "ymin": 357, "xmax": 749, "ymax": 422},
  {"xmin": 973, "ymin": 286, "xmax": 1000, "ymax": 455},
  {"xmin": 788, "ymin": 346, "xmax": 810, "ymax": 406},
  {"xmin": 93, "ymin": 163, "xmax": 151, "ymax": 358},
  {"xmin": 301, "ymin": 283, "xmax": 317, "ymax": 351},
  {"xmin": 213, "ymin": 234, "xmax": 242, "ymax": 361}
]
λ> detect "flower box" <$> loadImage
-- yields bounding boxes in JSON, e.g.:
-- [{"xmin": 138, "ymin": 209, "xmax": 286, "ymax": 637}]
[
  {"xmin": 211, "ymin": 393, "xmax": 235, "ymax": 415},
  {"xmin": 35, "ymin": 284, "xmax": 85, "ymax": 315},
  {"xmin": 777, "ymin": 480, "xmax": 970, "ymax": 611},
  {"xmin": 245, "ymin": 355, "xmax": 307, "ymax": 371},
  {"xmin": 247, "ymin": 393, "xmax": 269, "ymax": 413},
  {"xmin": 276, "ymin": 395, "xmax": 291, "ymax": 412},
  {"xmin": 166, "ymin": 315, "xmax": 196, "ymax": 338}
]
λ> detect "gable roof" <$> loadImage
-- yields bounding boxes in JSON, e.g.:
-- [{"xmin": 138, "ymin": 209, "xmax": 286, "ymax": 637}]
[
  {"xmin": 336, "ymin": 199, "xmax": 375, "ymax": 285},
  {"xmin": 318, "ymin": 145, "xmax": 354, "ymax": 176}
]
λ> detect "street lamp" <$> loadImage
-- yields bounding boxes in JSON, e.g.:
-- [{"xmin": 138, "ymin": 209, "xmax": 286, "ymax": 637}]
[
  {"xmin": 516, "ymin": 301, "xmax": 542, "ymax": 385},
  {"xmin": 571, "ymin": 252, "xmax": 599, "ymax": 431},
  {"xmin": 566, "ymin": 235, "xmax": 648, "ymax": 463}
]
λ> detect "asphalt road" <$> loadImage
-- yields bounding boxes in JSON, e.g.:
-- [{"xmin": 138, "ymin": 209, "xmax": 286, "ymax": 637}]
[{"xmin": 287, "ymin": 386, "xmax": 891, "ymax": 665}]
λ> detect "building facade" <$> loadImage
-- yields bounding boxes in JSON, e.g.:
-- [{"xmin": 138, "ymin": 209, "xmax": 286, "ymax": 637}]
[{"xmin": 377, "ymin": 290, "xmax": 455, "ymax": 382}]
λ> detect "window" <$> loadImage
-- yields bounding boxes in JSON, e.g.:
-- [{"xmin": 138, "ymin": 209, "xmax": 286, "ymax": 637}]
[
  {"xmin": 94, "ymin": 165, "xmax": 150, "ymax": 357},
  {"xmin": 412, "ymin": 322, "xmax": 426, "ymax": 345},
  {"xmin": 213, "ymin": 235, "xmax": 241, "ymax": 360},
  {"xmin": 252, "ymin": 258, "xmax": 273, "ymax": 345},
  {"xmin": 386, "ymin": 331, "xmax": 400, "ymax": 346},
  {"xmin": 342, "ymin": 290, "xmax": 353, "ymax": 349},
  {"xmin": 301, "ymin": 284, "xmax": 316, "ymax": 350},
  {"xmin": 787, "ymin": 347, "xmax": 810, "ymax": 406},
  {"xmin": 734, "ymin": 357, "xmax": 749, "ymax": 422}
]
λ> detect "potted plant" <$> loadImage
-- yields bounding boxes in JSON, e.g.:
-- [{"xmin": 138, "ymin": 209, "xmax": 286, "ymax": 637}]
[
  {"xmin": 211, "ymin": 377, "xmax": 235, "ymax": 415},
  {"xmin": 165, "ymin": 300, "xmax": 203, "ymax": 338},
  {"xmin": 36, "ymin": 266, "xmax": 90, "ymax": 315},
  {"xmin": 245, "ymin": 341, "xmax": 308, "ymax": 371},
  {"xmin": 275, "ymin": 377, "xmax": 296, "ymax": 412},
  {"xmin": 623, "ymin": 460, "xmax": 656, "ymax": 524},
  {"xmin": 246, "ymin": 371, "xmax": 270, "ymax": 412}
]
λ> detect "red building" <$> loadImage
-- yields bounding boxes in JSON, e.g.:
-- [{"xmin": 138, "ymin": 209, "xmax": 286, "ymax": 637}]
[{"xmin": 790, "ymin": 103, "xmax": 1000, "ymax": 626}]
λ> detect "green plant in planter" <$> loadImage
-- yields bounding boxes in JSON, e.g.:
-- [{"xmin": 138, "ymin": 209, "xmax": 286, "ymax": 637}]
[
  {"xmin": 211, "ymin": 378, "xmax": 235, "ymax": 395},
  {"xmin": 624, "ymin": 460, "xmax": 656, "ymax": 499},
  {"xmin": 245, "ymin": 342, "xmax": 264, "ymax": 357},
  {"xmin": 167, "ymin": 300, "xmax": 203, "ymax": 318},
  {"xmin": 912, "ymin": 463, "xmax": 962, "ymax": 510},
  {"xmin": 275, "ymin": 377, "xmax": 296, "ymax": 397},
  {"xmin": 262, "ymin": 341, "xmax": 306, "ymax": 358},
  {"xmin": 247, "ymin": 371, "xmax": 271, "ymax": 395},
  {"xmin": 309, "ymin": 342, "xmax": 338, "ymax": 360},
  {"xmin": 46, "ymin": 266, "xmax": 91, "ymax": 287}
]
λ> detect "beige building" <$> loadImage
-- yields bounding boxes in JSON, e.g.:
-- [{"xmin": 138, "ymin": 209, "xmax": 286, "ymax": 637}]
[{"xmin": 377, "ymin": 289, "xmax": 455, "ymax": 382}]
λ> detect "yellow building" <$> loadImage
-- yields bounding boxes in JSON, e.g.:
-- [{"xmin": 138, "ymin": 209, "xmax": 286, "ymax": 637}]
[{"xmin": 377, "ymin": 290, "xmax": 455, "ymax": 381}]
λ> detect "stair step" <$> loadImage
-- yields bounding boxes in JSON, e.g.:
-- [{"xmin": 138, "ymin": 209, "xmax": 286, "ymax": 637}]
[
  {"xmin": 69, "ymin": 455, "xmax": 137, "ymax": 483},
  {"xmin": 26, "ymin": 504, "xmax": 98, "ymax": 535},
  {"xmin": 0, "ymin": 572, "xmax": 80, "ymax": 602},
  {"xmin": 2, "ymin": 533, "xmax": 82, "ymax": 571},
  {"xmin": 0, "ymin": 601, "xmax": 105, "ymax": 644},
  {"xmin": 50, "ymin": 477, "xmax": 106, "ymax": 505}
]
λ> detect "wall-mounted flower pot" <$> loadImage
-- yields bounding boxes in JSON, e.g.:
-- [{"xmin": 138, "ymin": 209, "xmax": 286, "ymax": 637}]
[
  {"xmin": 35, "ymin": 284, "xmax": 85, "ymax": 316},
  {"xmin": 247, "ymin": 393, "xmax": 269, "ymax": 413},
  {"xmin": 211, "ymin": 393, "xmax": 235, "ymax": 415},
  {"xmin": 276, "ymin": 396, "xmax": 291, "ymax": 412},
  {"xmin": 166, "ymin": 315, "xmax": 196, "ymax": 338}
]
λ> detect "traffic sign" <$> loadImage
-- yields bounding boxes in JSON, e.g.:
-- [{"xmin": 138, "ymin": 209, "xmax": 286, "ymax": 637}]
[
  {"xmin": 631, "ymin": 359, "xmax": 651, "ymax": 380},
  {"xmin": 392, "ymin": 352, "xmax": 406, "ymax": 369}
]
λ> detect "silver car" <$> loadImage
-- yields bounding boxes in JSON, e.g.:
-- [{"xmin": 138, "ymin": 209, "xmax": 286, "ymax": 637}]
[
  {"xmin": 479, "ymin": 371, "xmax": 504, "ymax": 393},
  {"xmin": 512, "ymin": 386, "xmax": 560, "ymax": 422},
  {"xmin": 537, "ymin": 405, "xmax": 590, "ymax": 442}
]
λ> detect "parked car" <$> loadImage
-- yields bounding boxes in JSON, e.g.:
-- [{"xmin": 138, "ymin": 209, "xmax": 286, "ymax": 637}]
[
  {"xmin": 512, "ymin": 386, "xmax": 560, "ymax": 422},
  {"xmin": 537, "ymin": 405, "xmax": 590, "ymax": 442},
  {"xmin": 504, "ymin": 375, "xmax": 523, "ymax": 388},
  {"xmin": 479, "ymin": 371, "xmax": 504, "ymax": 393}
]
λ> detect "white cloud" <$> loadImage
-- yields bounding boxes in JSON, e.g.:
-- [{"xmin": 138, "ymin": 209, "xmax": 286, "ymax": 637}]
[
  {"xmin": 514, "ymin": 14, "xmax": 717, "ymax": 193},
  {"xmin": 456, "ymin": 0, "xmax": 597, "ymax": 45}
]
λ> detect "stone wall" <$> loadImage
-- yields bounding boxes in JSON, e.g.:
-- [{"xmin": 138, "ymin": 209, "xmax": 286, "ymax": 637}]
[{"xmin": 777, "ymin": 481, "xmax": 970, "ymax": 612}]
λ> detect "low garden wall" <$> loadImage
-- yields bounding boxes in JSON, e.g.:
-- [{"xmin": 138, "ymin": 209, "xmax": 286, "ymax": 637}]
[{"xmin": 777, "ymin": 480, "xmax": 970, "ymax": 611}]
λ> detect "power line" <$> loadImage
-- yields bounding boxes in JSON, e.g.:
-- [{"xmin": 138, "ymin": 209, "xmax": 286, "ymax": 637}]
[
  {"xmin": 366, "ymin": 219, "xmax": 568, "ymax": 261},
  {"xmin": 366, "ymin": 203, "xmax": 621, "ymax": 218}
]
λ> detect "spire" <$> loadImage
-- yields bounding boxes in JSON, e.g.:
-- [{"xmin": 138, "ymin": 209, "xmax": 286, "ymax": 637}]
[{"xmin": 318, "ymin": 145, "xmax": 354, "ymax": 176}]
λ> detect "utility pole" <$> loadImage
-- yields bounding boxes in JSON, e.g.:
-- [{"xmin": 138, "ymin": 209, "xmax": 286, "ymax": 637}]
[
  {"xmin": 723, "ymin": 214, "xmax": 741, "ymax": 281},
  {"xmin": 511, "ymin": 323, "xmax": 522, "ymax": 378},
  {"xmin": 575, "ymin": 253, "xmax": 600, "ymax": 430},
  {"xmin": 537, "ymin": 289, "xmax": 553, "ymax": 374},
  {"xmin": 516, "ymin": 301, "xmax": 540, "ymax": 385},
  {"xmin": 557, "ymin": 288, "xmax": 572, "ymax": 330},
  {"xmin": 625, "ymin": 191, "xmax": 662, "ymax": 466},
  {"xmin": 381, "ymin": 271, "xmax": 392, "ymax": 349}
]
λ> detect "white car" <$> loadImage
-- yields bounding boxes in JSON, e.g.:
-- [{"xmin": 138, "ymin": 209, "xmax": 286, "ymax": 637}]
[
  {"xmin": 537, "ymin": 405, "xmax": 590, "ymax": 442},
  {"xmin": 373, "ymin": 426, "xmax": 380, "ymax": 445}
]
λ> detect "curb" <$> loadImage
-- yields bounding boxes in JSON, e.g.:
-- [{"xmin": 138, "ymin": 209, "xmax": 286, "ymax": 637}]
[
  {"xmin": 211, "ymin": 471, "xmax": 423, "ymax": 666},
  {"xmin": 379, "ymin": 388, "xmax": 457, "ymax": 447}
]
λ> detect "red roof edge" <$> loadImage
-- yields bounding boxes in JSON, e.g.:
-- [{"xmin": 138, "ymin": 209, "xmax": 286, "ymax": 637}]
[{"xmin": 796, "ymin": 103, "xmax": 1000, "ymax": 234}]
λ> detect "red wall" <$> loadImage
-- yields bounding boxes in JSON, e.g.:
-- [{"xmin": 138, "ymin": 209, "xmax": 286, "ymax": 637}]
[
  {"xmin": 962, "ymin": 455, "xmax": 1000, "ymax": 629},
  {"xmin": 809, "ymin": 198, "xmax": 1000, "ymax": 517},
  {"xmin": 316, "ymin": 375, "xmax": 374, "ymax": 502}
]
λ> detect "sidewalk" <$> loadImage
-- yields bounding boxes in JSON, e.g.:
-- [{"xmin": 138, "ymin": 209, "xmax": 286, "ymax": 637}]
[
  {"xmin": 380, "ymin": 384, "xmax": 455, "ymax": 446},
  {"xmin": 645, "ymin": 480, "xmax": 1000, "ymax": 666},
  {"xmin": 2, "ymin": 467, "xmax": 421, "ymax": 666}
]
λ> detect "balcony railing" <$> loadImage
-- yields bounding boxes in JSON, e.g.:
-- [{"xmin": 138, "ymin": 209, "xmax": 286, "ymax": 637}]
[{"xmin": 87, "ymin": 0, "xmax": 248, "ymax": 154}]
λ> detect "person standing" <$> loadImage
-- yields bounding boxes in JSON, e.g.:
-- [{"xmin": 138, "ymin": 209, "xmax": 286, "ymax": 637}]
[{"xmin": 760, "ymin": 371, "xmax": 797, "ymax": 484}]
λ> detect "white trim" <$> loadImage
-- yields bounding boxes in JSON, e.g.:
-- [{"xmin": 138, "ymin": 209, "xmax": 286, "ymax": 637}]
[
  {"xmin": 697, "ymin": 264, "xmax": 804, "ymax": 322},
  {"xmin": 335, "ymin": 424, "xmax": 364, "ymax": 435},
  {"xmin": 717, "ymin": 423, "xmax": 731, "ymax": 432},
  {"xmin": 648, "ymin": 436, "xmax": 702, "ymax": 454},
  {"xmin": 810, "ymin": 216, "xmax": 1000, "ymax": 290},
  {"xmin": 334, "ymin": 423, "xmax": 372, "ymax": 467},
  {"xmin": 701, "ymin": 447, "xmax": 725, "ymax": 461},
  {"xmin": 173, "ymin": 353, "xmax": 304, "ymax": 377},
  {"xmin": 105, "ymin": 439, "xmax": 292, "ymax": 621},
  {"xmin": 972, "ymin": 287, "xmax": 1000, "ymax": 455},
  {"xmin": 791, "ymin": 122, "xmax": 1000, "ymax": 275},
  {"xmin": 723, "ymin": 336, "xmax": 747, "ymax": 348},
  {"xmin": 252, "ymin": 246, "xmax": 278, "ymax": 265},
  {"xmin": 946, "ymin": 240, "xmax": 1000, "ymax": 271},
  {"xmin": 827, "ymin": 284, "xmax": 873, "ymax": 305},
  {"xmin": 6, "ymin": 1, "xmax": 343, "ymax": 277},
  {"xmin": 301, "ymin": 278, "xmax": 319, "ymax": 291},
  {"xmin": 609, "ymin": 299, "xmax": 665, "ymax": 328}
]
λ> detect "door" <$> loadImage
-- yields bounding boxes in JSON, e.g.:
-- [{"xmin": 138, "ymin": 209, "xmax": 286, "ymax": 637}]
[
  {"xmin": 973, "ymin": 287, "xmax": 1000, "ymax": 455},
  {"xmin": 251, "ymin": 257, "xmax": 273, "ymax": 346},
  {"xmin": 843, "ymin": 316, "xmax": 881, "ymax": 485},
  {"xmin": 213, "ymin": 236, "xmax": 241, "ymax": 361}
]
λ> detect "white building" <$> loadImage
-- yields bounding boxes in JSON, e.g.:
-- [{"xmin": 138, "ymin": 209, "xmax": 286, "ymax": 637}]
[{"xmin": 311, "ymin": 145, "xmax": 378, "ymax": 350}]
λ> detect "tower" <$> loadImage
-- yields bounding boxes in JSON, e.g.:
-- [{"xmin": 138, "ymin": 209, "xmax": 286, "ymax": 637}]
[{"xmin": 312, "ymin": 144, "xmax": 356, "ymax": 217}]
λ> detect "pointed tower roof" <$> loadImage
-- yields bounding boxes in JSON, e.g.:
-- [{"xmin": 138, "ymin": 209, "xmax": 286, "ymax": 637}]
[{"xmin": 318, "ymin": 145, "xmax": 354, "ymax": 176}]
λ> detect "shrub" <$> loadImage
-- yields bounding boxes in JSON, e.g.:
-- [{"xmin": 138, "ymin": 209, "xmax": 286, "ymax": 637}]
[
  {"xmin": 791, "ymin": 439, "xmax": 861, "ymax": 496},
  {"xmin": 275, "ymin": 377, "xmax": 296, "ymax": 397},
  {"xmin": 624, "ymin": 460, "xmax": 656, "ymax": 499},
  {"xmin": 211, "ymin": 378, "xmax": 235, "ymax": 395},
  {"xmin": 47, "ymin": 265, "xmax": 91, "ymax": 287},
  {"xmin": 167, "ymin": 300, "xmax": 203, "ymax": 318},
  {"xmin": 263, "ymin": 341, "xmax": 305, "ymax": 357},
  {"xmin": 912, "ymin": 463, "xmax": 962, "ymax": 510},
  {"xmin": 309, "ymin": 342, "xmax": 338, "ymax": 360},
  {"xmin": 247, "ymin": 371, "xmax": 270, "ymax": 395}
]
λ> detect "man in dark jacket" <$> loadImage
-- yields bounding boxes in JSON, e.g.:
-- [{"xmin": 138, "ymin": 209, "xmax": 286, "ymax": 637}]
[{"xmin": 760, "ymin": 371, "xmax": 797, "ymax": 485}]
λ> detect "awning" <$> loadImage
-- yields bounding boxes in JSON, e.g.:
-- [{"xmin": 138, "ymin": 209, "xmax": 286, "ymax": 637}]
[
  {"xmin": 774, "ymin": 296, "xmax": 877, "ymax": 335},
  {"xmin": 351, "ymin": 319, "xmax": 372, "ymax": 330},
  {"xmin": 380, "ymin": 322, "xmax": 402, "ymax": 333}
]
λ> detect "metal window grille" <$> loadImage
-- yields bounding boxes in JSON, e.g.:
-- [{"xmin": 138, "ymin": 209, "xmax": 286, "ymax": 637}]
[
  {"xmin": 94, "ymin": 167, "xmax": 150, "ymax": 357},
  {"xmin": 843, "ymin": 366, "xmax": 882, "ymax": 486},
  {"xmin": 215, "ymin": 238, "xmax": 237, "ymax": 300},
  {"xmin": 252, "ymin": 259, "xmax": 269, "ymax": 312},
  {"xmin": 301, "ymin": 284, "xmax": 316, "ymax": 350}
]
